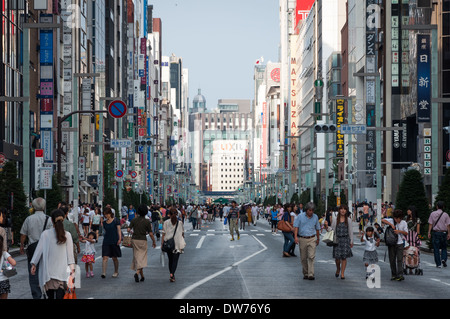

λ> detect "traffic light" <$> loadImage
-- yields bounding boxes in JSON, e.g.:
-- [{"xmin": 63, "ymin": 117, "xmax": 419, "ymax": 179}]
[
  {"xmin": 134, "ymin": 140, "xmax": 152, "ymax": 146},
  {"xmin": 314, "ymin": 124, "xmax": 337, "ymax": 133}
]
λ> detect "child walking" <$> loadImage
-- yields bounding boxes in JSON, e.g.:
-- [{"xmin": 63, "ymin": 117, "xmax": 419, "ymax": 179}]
[
  {"xmin": 361, "ymin": 226, "xmax": 380, "ymax": 279},
  {"xmin": 0, "ymin": 235, "xmax": 16, "ymax": 299},
  {"xmin": 80, "ymin": 232, "xmax": 97, "ymax": 278}
]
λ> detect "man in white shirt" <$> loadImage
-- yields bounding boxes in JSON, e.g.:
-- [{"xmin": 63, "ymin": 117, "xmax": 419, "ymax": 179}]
[
  {"xmin": 19, "ymin": 197, "xmax": 53, "ymax": 299},
  {"xmin": 251, "ymin": 205, "xmax": 259, "ymax": 226},
  {"xmin": 382, "ymin": 209, "xmax": 408, "ymax": 281}
]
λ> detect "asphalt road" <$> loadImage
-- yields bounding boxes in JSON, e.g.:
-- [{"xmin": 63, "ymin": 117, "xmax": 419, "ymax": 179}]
[{"xmin": 6, "ymin": 216, "xmax": 450, "ymax": 300}]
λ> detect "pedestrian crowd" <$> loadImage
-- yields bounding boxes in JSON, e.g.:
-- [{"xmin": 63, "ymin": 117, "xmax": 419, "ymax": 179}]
[
  {"xmin": 1, "ymin": 196, "xmax": 450, "ymax": 299},
  {"xmin": 0, "ymin": 198, "xmax": 190, "ymax": 299}
]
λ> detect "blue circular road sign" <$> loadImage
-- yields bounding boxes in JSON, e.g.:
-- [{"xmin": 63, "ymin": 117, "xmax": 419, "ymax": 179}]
[{"xmin": 108, "ymin": 100, "xmax": 127, "ymax": 119}]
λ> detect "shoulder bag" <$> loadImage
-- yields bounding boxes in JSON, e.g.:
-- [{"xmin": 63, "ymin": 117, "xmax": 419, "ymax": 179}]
[
  {"xmin": 162, "ymin": 221, "xmax": 178, "ymax": 253},
  {"xmin": 277, "ymin": 212, "xmax": 292, "ymax": 232},
  {"xmin": 432, "ymin": 211, "xmax": 445, "ymax": 232},
  {"xmin": 26, "ymin": 216, "xmax": 49, "ymax": 260}
]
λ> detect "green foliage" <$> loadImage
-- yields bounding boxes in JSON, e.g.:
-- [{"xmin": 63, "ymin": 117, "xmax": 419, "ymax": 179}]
[
  {"xmin": 290, "ymin": 192, "xmax": 299, "ymax": 204},
  {"xmin": 0, "ymin": 161, "xmax": 29, "ymax": 245},
  {"xmin": 395, "ymin": 169, "xmax": 430, "ymax": 233},
  {"xmin": 327, "ymin": 190, "xmax": 347, "ymax": 209},
  {"xmin": 103, "ymin": 153, "xmax": 118, "ymax": 214},
  {"xmin": 123, "ymin": 188, "xmax": 150, "ymax": 211},
  {"xmin": 435, "ymin": 169, "xmax": 450, "ymax": 210}
]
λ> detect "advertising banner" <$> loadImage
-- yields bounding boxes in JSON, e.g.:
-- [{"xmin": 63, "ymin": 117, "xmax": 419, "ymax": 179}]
[
  {"xmin": 336, "ymin": 99, "xmax": 345, "ymax": 158},
  {"xmin": 416, "ymin": 34, "xmax": 431, "ymax": 122}
]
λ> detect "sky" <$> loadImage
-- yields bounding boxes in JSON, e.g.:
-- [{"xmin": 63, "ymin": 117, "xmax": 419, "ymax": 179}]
[{"xmin": 151, "ymin": 0, "xmax": 281, "ymax": 110}]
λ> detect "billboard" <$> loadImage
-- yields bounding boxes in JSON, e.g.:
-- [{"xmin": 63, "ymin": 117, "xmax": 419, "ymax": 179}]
[{"xmin": 295, "ymin": 0, "xmax": 315, "ymax": 30}]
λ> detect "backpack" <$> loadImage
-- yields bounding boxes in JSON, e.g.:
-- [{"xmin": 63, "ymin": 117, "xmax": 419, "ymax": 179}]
[{"xmin": 384, "ymin": 225, "xmax": 398, "ymax": 246}]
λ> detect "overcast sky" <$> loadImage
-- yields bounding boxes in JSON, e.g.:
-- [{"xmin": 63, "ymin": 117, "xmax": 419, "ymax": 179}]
[{"xmin": 151, "ymin": 0, "xmax": 280, "ymax": 110}]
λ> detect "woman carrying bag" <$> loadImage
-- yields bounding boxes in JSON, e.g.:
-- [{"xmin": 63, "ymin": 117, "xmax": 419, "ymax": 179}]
[
  {"xmin": 127, "ymin": 204, "xmax": 156, "ymax": 282},
  {"xmin": 161, "ymin": 208, "xmax": 186, "ymax": 282},
  {"xmin": 324, "ymin": 205, "xmax": 353, "ymax": 279},
  {"xmin": 30, "ymin": 209, "xmax": 76, "ymax": 299},
  {"xmin": 280, "ymin": 205, "xmax": 295, "ymax": 257}
]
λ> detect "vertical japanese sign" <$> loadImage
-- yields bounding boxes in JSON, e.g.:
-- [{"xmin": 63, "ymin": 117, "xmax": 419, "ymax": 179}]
[
  {"xmin": 40, "ymin": 14, "xmax": 54, "ymax": 163},
  {"xmin": 336, "ymin": 99, "xmax": 345, "ymax": 158},
  {"xmin": 366, "ymin": 0, "xmax": 379, "ymax": 184},
  {"xmin": 417, "ymin": 34, "xmax": 431, "ymax": 122},
  {"xmin": 289, "ymin": 52, "xmax": 298, "ymax": 182}
]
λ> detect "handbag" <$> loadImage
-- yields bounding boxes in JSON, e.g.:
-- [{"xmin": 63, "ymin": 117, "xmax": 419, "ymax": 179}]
[
  {"xmin": 122, "ymin": 233, "xmax": 132, "ymax": 248},
  {"xmin": 162, "ymin": 221, "xmax": 178, "ymax": 253},
  {"xmin": 63, "ymin": 287, "xmax": 76, "ymax": 299},
  {"xmin": 0, "ymin": 256, "xmax": 17, "ymax": 278},
  {"xmin": 322, "ymin": 230, "xmax": 334, "ymax": 243},
  {"xmin": 277, "ymin": 220, "xmax": 292, "ymax": 232},
  {"xmin": 323, "ymin": 230, "xmax": 338, "ymax": 247}
]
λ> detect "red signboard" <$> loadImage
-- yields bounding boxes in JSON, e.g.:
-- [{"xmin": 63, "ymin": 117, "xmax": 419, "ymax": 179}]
[
  {"xmin": 295, "ymin": 0, "xmax": 315, "ymax": 30},
  {"xmin": 35, "ymin": 149, "xmax": 44, "ymax": 158}
]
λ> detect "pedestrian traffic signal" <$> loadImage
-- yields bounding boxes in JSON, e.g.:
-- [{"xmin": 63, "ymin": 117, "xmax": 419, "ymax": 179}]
[{"xmin": 314, "ymin": 124, "xmax": 337, "ymax": 133}]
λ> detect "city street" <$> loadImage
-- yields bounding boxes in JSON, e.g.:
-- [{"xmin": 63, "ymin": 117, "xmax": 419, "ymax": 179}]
[{"xmin": 7, "ymin": 217, "xmax": 450, "ymax": 300}]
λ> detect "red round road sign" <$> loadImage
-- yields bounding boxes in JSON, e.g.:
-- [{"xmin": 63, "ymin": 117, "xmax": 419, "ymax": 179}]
[{"xmin": 108, "ymin": 100, "xmax": 127, "ymax": 119}]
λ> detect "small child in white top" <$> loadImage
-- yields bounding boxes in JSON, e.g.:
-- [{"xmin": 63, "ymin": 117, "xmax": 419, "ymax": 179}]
[
  {"xmin": 80, "ymin": 232, "xmax": 97, "ymax": 278},
  {"xmin": 0, "ymin": 235, "xmax": 16, "ymax": 299},
  {"xmin": 361, "ymin": 226, "xmax": 380, "ymax": 279}
]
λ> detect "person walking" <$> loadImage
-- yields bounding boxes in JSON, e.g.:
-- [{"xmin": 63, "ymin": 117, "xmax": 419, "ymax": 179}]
[
  {"xmin": 361, "ymin": 226, "xmax": 380, "ymax": 280},
  {"xmin": 0, "ymin": 208, "xmax": 13, "ymax": 250},
  {"xmin": 60, "ymin": 204, "xmax": 80, "ymax": 264},
  {"xmin": 0, "ymin": 209, "xmax": 8, "ymax": 253},
  {"xmin": 128, "ymin": 205, "xmax": 136, "ymax": 222},
  {"xmin": 294, "ymin": 202, "xmax": 321, "ymax": 280},
  {"xmin": 0, "ymin": 234, "xmax": 16, "ymax": 299},
  {"xmin": 128, "ymin": 204, "xmax": 156, "ymax": 282},
  {"xmin": 325, "ymin": 205, "xmax": 353, "ymax": 279},
  {"xmin": 101, "ymin": 207, "xmax": 122, "ymax": 278},
  {"xmin": 228, "ymin": 201, "xmax": 240, "ymax": 241},
  {"xmin": 30, "ymin": 209, "xmax": 75, "ymax": 299},
  {"xmin": 427, "ymin": 201, "xmax": 450, "ymax": 268},
  {"xmin": 162, "ymin": 208, "xmax": 186, "ymax": 282},
  {"xmin": 151, "ymin": 206, "xmax": 162, "ymax": 241},
  {"xmin": 382, "ymin": 209, "xmax": 408, "ymax": 281},
  {"xmin": 239, "ymin": 204, "xmax": 247, "ymax": 230},
  {"xmin": 270, "ymin": 205, "xmax": 279, "ymax": 234},
  {"xmin": 281, "ymin": 205, "xmax": 295, "ymax": 257},
  {"xmin": 91, "ymin": 207, "xmax": 102, "ymax": 241},
  {"xmin": 81, "ymin": 207, "xmax": 92, "ymax": 237},
  {"xmin": 19, "ymin": 197, "xmax": 52, "ymax": 299},
  {"xmin": 80, "ymin": 232, "xmax": 96, "ymax": 278},
  {"xmin": 251, "ymin": 204, "xmax": 259, "ymax": 226}
]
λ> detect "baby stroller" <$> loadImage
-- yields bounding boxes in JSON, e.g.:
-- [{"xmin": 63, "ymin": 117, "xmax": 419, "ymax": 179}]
[{"xmin": 402, "ymin": 230, "xmax": 423, "ymax": 275}]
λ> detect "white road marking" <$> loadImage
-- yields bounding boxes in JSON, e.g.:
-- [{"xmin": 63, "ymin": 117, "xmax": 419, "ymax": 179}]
[
  {"xmin": 431, "ymin": 278, "xmax": 450, "ymax": 287},
  {"xmin": 196, "ymin": 235, "xmax": 206, "ymax": 249},
  {"xmin": 174, "ymin": 235, "xmax": 267, "ymax": 299}
]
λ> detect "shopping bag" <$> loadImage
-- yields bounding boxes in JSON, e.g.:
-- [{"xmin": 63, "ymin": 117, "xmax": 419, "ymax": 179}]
[
  {"xmin": 122, "ymin": 234, "xmax": 132, "ymax": 248},
  {"xmin": 322, "ymin": 230, "xmax": 334, "ymax": 244}
]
